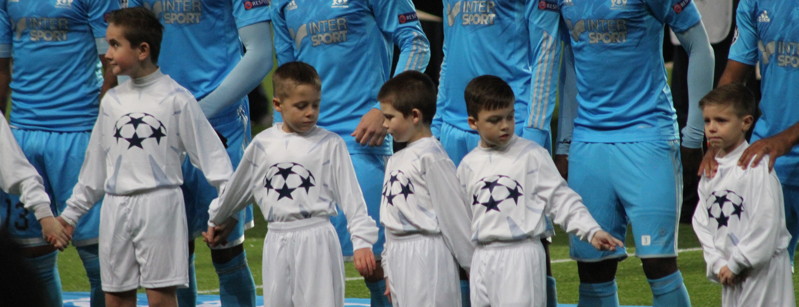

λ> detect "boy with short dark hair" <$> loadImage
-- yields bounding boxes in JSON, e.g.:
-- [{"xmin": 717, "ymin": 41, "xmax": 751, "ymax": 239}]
[
  {"xmin": 377, "ymin": 71, "xmax": 473, "ymax": 306},
  {"xmin": 457, "ymin": 75, "xmax": 622, "ymax": 306},
  {"xmin": 204, "ymin": 61, "xmax": 379, "ymax": 307},
  {"xmin": 693, "ymin": 83, "xmax": 795, "ymax": 306},
  {"xmin": 57, "ymin": 7, "xmax": 233, "ymax": 307}
]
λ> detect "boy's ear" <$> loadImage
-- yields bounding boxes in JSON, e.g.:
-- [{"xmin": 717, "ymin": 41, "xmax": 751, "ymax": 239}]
[
  {"xmin": 272, "ymin": 97, "xmax": 282, "ymax": 112},
  {"xmin": 137, "ymin": 42, "xmax": 150, "ymax": 61},
  {"xmin": 410, "ymin": 108, "xmax": 422, "ymax": 124},
  {"xmin": 467, "ymin": 116, "xmax": 478, "ymax": 131},
  {"xmin": 742, "ymin": 114, "xmax": 754, "ymax": 131}
]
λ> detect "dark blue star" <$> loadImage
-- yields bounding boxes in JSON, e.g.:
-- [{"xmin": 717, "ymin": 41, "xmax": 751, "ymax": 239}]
[
  {"xmin": 482, "ymin": 195, "xmax": 501, "ymax": 212},
  {"xmin": 399, "ymin": 182, "xmax": 414, "ymax": 200},
  {"xmin": 731, "ymin": 202, "xmax": 744, "ymax": 219},
  {"xmin": 275, "ymin": 183, "xmax": 295, "ymax": 200},
  {"xmin": 389, "ymin": 173, "xmax": 399, "ymax": 184},
  {"xmin": 113, "ymin": 126, "xmax": 123, "ymax": 143},
  {"xmin": 127, "ymin": 116, "xmax": 146, "ymax": 129},
  {"xmin": 713, "ymin": 194, "xmax": 728, "ymax": 207},
  {"xmin": 150, "ymin": 126, "xmax": 166, "ymax": 144},
  {"xmin": 706, "ymin": 205, "xmax": 715, "ymax": 219},
  {"xmin": 384, "ymin": 192, "xmax": 397, "ymax": 206},
  {"xmin": 264, "ymin": 177, "xmax": 273, "ymax": 192},
  {"xmin": 506, "ymin": 185, "xmax": 523, "ymax": 204},
  {"xmin": 715, "ymin": 211, "xmax": 729, "ymax": 229},
  {"xmin": 298, "ymin": 174, "xmax": 315, "ymax": 193},
  {"xmin": 275, "ymin": 166, "xmax": 295, "ymax": 180},
  {"xmin": 472, "ymin": 194, "xmax": 480, "ymax": 206},
  {"xmin": 126, "ymin": 132, "xmax": 145, "ymax": 149},
  {"xmin": 481, "ymin": 179, "xmax": 500, "ymax": 193}
]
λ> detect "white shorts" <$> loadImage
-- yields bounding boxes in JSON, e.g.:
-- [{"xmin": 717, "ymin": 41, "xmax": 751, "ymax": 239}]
[
  {"xmin": 262, "ymin": 217, "xmax": 345, "ymax": 307},
  {"xmin": 383, "ymin": 233, "xmax": 461, "ymax": 307},
  {"xmin": 470, "ymin": 239, "xmax": 546, "ymax": 307},
  {"xmin": 722, "ymin": 250, "xmax": 795, "ymax": 307},
  {"xmin": 99, "ymin": 188, "xmax": 189, "ymax": 292}
]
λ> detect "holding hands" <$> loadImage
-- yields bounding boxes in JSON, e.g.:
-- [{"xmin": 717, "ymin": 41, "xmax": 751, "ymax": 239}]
[
  {"xmin": 202, "ymin": 217, "xmax": 237, "ymax": 248},
  {"xmin": 353, "ymin": 247, "xmax": 377, "ymax": 277},
  {"xmin": 41, "ymin": 216, "xmax": 73, "ymax": 251}
]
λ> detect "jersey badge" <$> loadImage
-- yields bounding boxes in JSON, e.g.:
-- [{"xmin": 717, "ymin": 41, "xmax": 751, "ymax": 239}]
[
  {"xmin": 610, "ymin": 0, "xmax": 626, "ymax": 10},
  {"xmin": 382, "ymin": 170, "xmax": 415, "ymax": 206},
  {"xmin": 473, "ymin": 175, "xmax": 524, "ymax": 213},
  {"xmin": 757, "ymin": 10, "xmax": 771, "ymax": 23},
  {"xmin": 672, "ymin": 0, "xmax": 690, "ymax": 14},
  {"xmin": 265, "ymin": 162, "xmax": 316, "ymax": 201},
  {"xmin": 244, "ymin": 0, "xmax": 270, "ymax": 10},
  {"xmin": 446, "ymin": 1, "xmax": 462, "ymax": 27},
  {"xmin": 538, "ymin": 0, "xmax": 559, "ymax": 12},
  {"xmin": 398, "ymin": 12, "xmax": 418, "ymax": 24},
  {"xmin": 332, "ymin": 0, "xmax": 348, "ymax": 9},
  {"xmin": 287, "ymin": 0, "xmax": 298, "ymax": 10},
  {"xmin": 706, "ymin": 190, "xmax": 744, "ymax": 230},
  {"xmin": 55, "ymin": 0, "xmax": 73, "ymax": 9},
  {"xmin": 113, "ymin": 113, "xmax": 167, "ymax": 150}
]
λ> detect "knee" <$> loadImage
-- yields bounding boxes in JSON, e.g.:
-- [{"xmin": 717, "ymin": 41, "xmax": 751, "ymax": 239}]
[
  {"xmin": 641, "ymin": 257, "xmax": 678, "ymax": 279},
  {"xmin": 577, "ymin": 259, "xmax": 618, "ymax": 283}
]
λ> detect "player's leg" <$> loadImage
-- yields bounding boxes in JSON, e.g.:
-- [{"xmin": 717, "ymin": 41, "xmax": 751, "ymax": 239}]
[
  {"xmin": 384, "ymin": 233, "xmax": 460, "ymax": 307},
  {"xmin": 568, "ymin": 142, "xmax": 627, "ymax": 307},
  {"xmin": 781, "ymin": 184, "xmax": 799, "ymax": 264},
  {"xmin": 105, "ymin": 290, "xmax": 136, "ymax": 307},
  {"xmin": 46, "ymin": 130, "xmax": 104, "ymax": 307},
  {"xmin": 291, "ymin": 219, "xmax": 345, "ymax": 307},
  {"xmin": 144, "ymin": 287, "xmax": 178, "ymax": 307},
  {"xmin": 620, "ymin": 141, "xmax": 690, "ymax": 306}
]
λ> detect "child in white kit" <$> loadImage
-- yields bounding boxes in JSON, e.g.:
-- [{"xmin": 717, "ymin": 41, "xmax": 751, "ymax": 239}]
[{"xmin": 204, "ymin": 62, "xmax": 378, "ymax": 307}]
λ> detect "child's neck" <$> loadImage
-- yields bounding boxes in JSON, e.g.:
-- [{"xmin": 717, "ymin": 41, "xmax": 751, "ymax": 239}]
[
  {"xmin": 129, "ymin": 62, "xmax": 159, "ymax": 80},
  {"xmin": 716, "ymin": 138, "xmax": 746, "ymax": 158},
  {"xmin": 406, "ymin": 126, "xmax": 432, "ymax": 144}
]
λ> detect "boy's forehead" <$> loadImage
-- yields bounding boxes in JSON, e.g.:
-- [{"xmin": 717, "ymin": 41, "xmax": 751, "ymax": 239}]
[{"xmin": 478, "ymin": 105, "xmax": 514, "ymax": 117}]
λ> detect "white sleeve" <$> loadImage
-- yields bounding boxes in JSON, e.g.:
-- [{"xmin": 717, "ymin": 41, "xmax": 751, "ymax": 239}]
[
  {"xmin": 424, "ymin": 156, "xmax": 474, "ymax": 271},
  {"xmin": 537, "ymin": 148, "xmax": 600, "ymax": 241},
  {"xmin": 0, "ymin": 118, "xmax": 51, "ymax": 220},
  {"xmin": 208, "ymin": 141, "xmax": 261, "ymax": 226},
  {"xmin": 330, "ymin": 140, "xmax": 378, "ymax": 251},
  {"xmin": 178, "ymin": 92, "xmax": 233, "ymax": 192},
  {"xmin": 692, "ymin": 178, "xmax": 724, "ymax": 282},
  {"xmin": 62, "ymin": 108, "xmax": 109, "ymax": 226},
  {"xmin": 727, "ymin": 159, "xmax": 784, "ymax": 274}
]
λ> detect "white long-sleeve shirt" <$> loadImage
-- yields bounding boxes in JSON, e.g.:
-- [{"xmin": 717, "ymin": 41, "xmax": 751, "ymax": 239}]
[
  {"xmin": 693, "ymin": 141, "xmax": 791, "ymax": 281},
  {"xmin": 380, "ymin": 137, "xmax": 474, "ymax": 269},
  {"xmin": 208, "ymin": 124, "xmax": 378, "ymax": 250},
  {"xmin": 61, "ymin": 70, "xmax": 233, "ymax": 226},
  {"xmin": 457, "ymin": 136, "xmax": 600, "ymax": 244},
  {"xmin": 0, "ymin": 116, "xmax": 51, "ymax": 220}
]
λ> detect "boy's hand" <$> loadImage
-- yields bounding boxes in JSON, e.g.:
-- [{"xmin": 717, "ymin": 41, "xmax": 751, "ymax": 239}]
[
  {"xmin": 384, "ymin": 278, "xmax": 392, "ymax": 304},
  {"xmin": 590, "ymin": 230, "xmax": 624, "ymax": 252},
  {"xmin": 40, "ymin": 217, "xmax": 70, "ymax": 251},
  {"xmin": 353, "ymin": 247, "xmax": 376, "ymax": 277},
  {"xmin": 352, "ymin": 109, "xmax": 387, "ymax": 147},
  {"xmin": 718, "ymin": 266, "xmax": 739, "ymax": 286},
  {"xmin": 55, "ymin": 216, "xmax": 75, "ymax": 237},
  {"xmin": 202, "ymin": 218, "xmax": 237, "ymax": 247},
  {"xmin": 698, "ymin": 147, "xmax": 719, "ymax": 178}
]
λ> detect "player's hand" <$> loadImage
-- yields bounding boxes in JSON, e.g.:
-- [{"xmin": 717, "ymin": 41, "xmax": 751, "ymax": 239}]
[
  {"xmin": 697, "ymin": 147, "xmax": 719, "ymax": 178},
  {"xmin": 352, "ymin": 109, "xmax": 387, "ymax": 147},
  {"xmin": 202, "ymin": 226, "xmax": 217, "ymax": 245},
  {"xmin": 738, "ymin": 134, "xmax": 791, "ymax": 171},
  {"xmin": 717, "ymin": 266, "xmax": 739, "ymax": 286},
  {"xmin": 554, "ymin": 154, "xmax": 569, "ymax": 180},
  {"xmin": 203, "ymin": 218, "xmax": 236, "ymax": 247},
  {"xmin": 41, "ymin": 216, "xmax": 70, "ymax": 251},
  {"xmin": 590, "ymin": 230, "xmax": 624, "ymax": 252},
  {"xmin": 384, "ymin": 278, "xmax": 392, "ymax": 303},
  {"xmin": 353, "ymin": 247, "xmax": 376, "ymax": 277},
  {"xmin": 55, "ymin": 216, "xmax": 75, "ymax": 238}
]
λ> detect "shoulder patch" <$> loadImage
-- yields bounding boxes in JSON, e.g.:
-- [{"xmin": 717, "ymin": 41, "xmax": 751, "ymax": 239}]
[
  {"xmin": 244, "ymin": 0, "xmax": 270, "ymax": 10},
  {"xmin": 398, "ymin": 12, "xmax": 418, "ymax": 24},
  {"xmin": 672, "ymin": 0, "xmax": 691, "ymax": 14},
  {"xmin": 538, "ymin": 0, "xmax": 559, "ymax": 12}
]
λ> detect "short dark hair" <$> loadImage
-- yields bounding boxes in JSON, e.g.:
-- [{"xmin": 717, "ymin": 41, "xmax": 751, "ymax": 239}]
[
  {"xmin": 273, "ymin": 62, "xmax": 322, "ymax": 99},
  {"xmin": 700, "ymin": 83, "xmax": 757, "ymax": 117},
  {"xmin": 465, "ymin": 75, "xmax": 515, "ymax": 119},
  {"xmin": 107, "ymin": 7, "xmax": 164, "ymax": 64},
  {"xmin": 377, "ymin": 71, "xmax": 436, "ymax": 125}
]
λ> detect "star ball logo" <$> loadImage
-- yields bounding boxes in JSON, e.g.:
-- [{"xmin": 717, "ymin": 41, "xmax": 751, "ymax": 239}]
[
  {"xmin": 472, "ymin": 175, "xmax": 523, "ymax": 212},
  {"xmin": 382, "ymin": 170, "xmax": 415, "ymax": 206},
  {"xmin": 706, "ymin": 189, "xmax": 744, "ymax": 229},
  {"xmin": 264, "ymin": 162, "xmax": 316, "ymax": 201},
  {"xmin": 112, "ymin": 113, "xmax": 166, "ymax": 150}
]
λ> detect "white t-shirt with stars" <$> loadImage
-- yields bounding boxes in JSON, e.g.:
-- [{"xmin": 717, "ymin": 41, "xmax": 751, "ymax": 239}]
[
  {"xmin": 457, "ymin": 135, "xmax": 600, "ymax": 244},
  {"xmin": 208, "ymin": 124, "xmax": 378, "ymax": 251}
]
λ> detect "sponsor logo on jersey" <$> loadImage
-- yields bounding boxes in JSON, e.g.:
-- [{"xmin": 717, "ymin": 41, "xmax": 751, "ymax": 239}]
[
  {"xmin": 610, "ymin": 0, "xmax": 626, "ymax": 9},
  {"xmin": 287, "ymin": 0, "xmax": 298, "ymax": 10},
  {"xmin": 760, "ymin": 40, "xmax": 799, "ymax": 68},
  {"xmin": 672, "ymin": 0, "xmax": 690, "ymax": 14},
  {"xmin": 757, "ymin": 10, "xmax": 771, "ymax": 23},
  {"xmin": 447, "ymin": 1, "xmax": 497, "ymax": 26},
  {"xmin": 331, "ymin": 0, "xmax": 348, "ymax": 9},
  {"xmin": 119, "ymin": 0, "xmax": 129, "ymax": 8},
  {"xmin": 538, "ymin": 0, "xmax": 558, "ymax": 12},
  {"xmin": 15, "ymin": 17, "xmax": 69, "ymax": 41},
  {"xmin": 293, "ymin": 17, "xmax": 349, "ymax": 47},
  {"xmin": 562, "ymin": 0, "xmax": 573, "ymax": 6},
  {"xmin": 244, "ymin": 0, "xmax": 269, "ymax": 10},
  {"xmin": 148, "ymin": 0, "xmax": 203, "ymax": 25},
  {"xmin": 566, "ymin": 19, "xmax": 627, "ymax": 44},
  {"xmin": 398, "ymin": 12, "xmax": 418, "ymax": 24},
  {"xmin": 55, "ymin": 0, "xmax": 73, "ymax": 9}
]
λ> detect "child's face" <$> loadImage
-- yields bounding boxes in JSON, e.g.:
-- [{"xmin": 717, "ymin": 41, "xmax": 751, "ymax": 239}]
[
  {"xmin": 105, "ymin": 24, "xmax": 143, "ymax": 78},
  {"xmin": 274, "ymin": 84, "xmax": 321, "ymax": 134},
  {"xmin": 468, "ymin": 105, "xmax": 515, "ymax": 148},
  {"xmin": 703, "ymin": 103, "xmax": 753, "ymax": 156},
  {"xmin": 380, "ymin": 102, "xmax": 420, "ymax": 143}
]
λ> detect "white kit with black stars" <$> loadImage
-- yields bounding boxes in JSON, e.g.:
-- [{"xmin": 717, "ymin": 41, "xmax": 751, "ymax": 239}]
[
  {"xmin": 0, "ymin": 116, "xmax": 50, "ymax": 221},
  {"xmin": 208, "ymin": 124, "xmax": 378, "ymax": 250},
  {"xmin": 61, "ymin": 70, "xmax": 233, "ymax": 224},
  {"xmin": 693, "ymin": 142, "xmax": 795, "ymax": 306},
  {"xmin": 457, "ymin": 136, "xmax": 600, "ymax": 243}
]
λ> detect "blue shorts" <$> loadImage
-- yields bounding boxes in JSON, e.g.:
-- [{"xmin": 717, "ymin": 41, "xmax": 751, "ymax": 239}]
[
  {"xmin": 568, "ymin": 141, "xmax": 681, "ymax": 261},
  {"xmin": 0, "ymin": 129, "xmax": 101, "ymax": 247},
  {"xmin": 183, "ymin": 102, "xmax": 253, "ymax": 247},
  {"xmin": 331, "ymin": 153, "xmax": 388, "ymax": 257},
  {"xmin": 439, "ymin": 122, "xmax": 480, "ymax": 166}
]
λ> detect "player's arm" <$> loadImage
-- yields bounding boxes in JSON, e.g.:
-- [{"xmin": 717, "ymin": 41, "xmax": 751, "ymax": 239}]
[
  {"xmin": 0, "ymin": 57, "xmax": 8, "ymax": 114},
  {"xmin": 271, "ymin": 1, "xmax": 297, "ymax": 65},
  {"xmin": 177, "ymin": 91, "xmax": 234, "ymax": 192},
  {"xmin": 424, "ymin": 156, "xmax": 474, "ymax": 272},
  {"xmin": 674, "ymin": 22, "xmax": 714, "ymax": 150},
  {"xmin": 691, "ymin": 181, "xmax": 726, "ymax": 283},
  {"xmin": 198, "ymin": 22, "xmax": 273, "ymax": 118},
  {"xmin": 554, "ymin": 40, "xmax": 577, "ymax": 180},
  {"xmin": 524, "ymin": 0, "xmax": 563, "ymax": 145},
  {"xmin": 87, "ymin": 0, "xmax": 120, "ymax": 96}
]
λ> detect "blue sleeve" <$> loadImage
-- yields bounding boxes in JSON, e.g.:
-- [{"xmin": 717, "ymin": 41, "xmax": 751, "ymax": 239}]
[
  {"xmin": 432, "ymin": 38, "xmax": 448, "ymax": 138},
  {"xmin": 271, "ymin": 0, "xmax": 297, "ymax": 66},
  {"xmin": 675, "ymin": 22, "xmax": 714, "ymax": 149},
  {"xmin": 728, "ymin": 0, "xmax": 758, "ymax": 66},
  {"xmin": 86, "ymin": 0, "xmax": 119, "ymax": 39},
  {"xmin": 644, "ymin": 0, "xmax": 702, "ymax": 32},
  {"xmin": 198, "ymin": 22, "xmax": 274, "ymax": 118},
  {"xmin": 232, "ymin": 0, "xmax": 271, "ymax": 28},
  {"xmin": 556, "ymin": 41, "xmax": 576, "ymax": 156},
  {"xmin": 369, "ymin": 0, "xmax": 430, "ymax": 74},
  {"xmin": 527, "ymin": 0, "xmax": 563, "ymax": 131},
  {"xmin": 0, "ymin": 6, "xmax": 10, "ymax": 58}
]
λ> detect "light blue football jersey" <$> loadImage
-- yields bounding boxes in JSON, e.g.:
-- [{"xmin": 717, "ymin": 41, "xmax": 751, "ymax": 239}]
[
  {"xmin": 271, "ymin": 0, "xmax": 430, "ymax": 155},
  {"xmin": 0, "ymin": 0, "xmax": 117, "ymax": 131},
  {"xmin": 559, "ymin": 0, "xmax": 701, "ymax": 143},
  {"xmin": 729, "ymin": 0, "xmax": 799, "ymax": 186},
  {"xmin": 437, "ymin": 0, "xmax": 564, "ymax": 137},
  {"xmin": 126, "ymin": 0, "xmax": 271, "ymax": 120}
]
